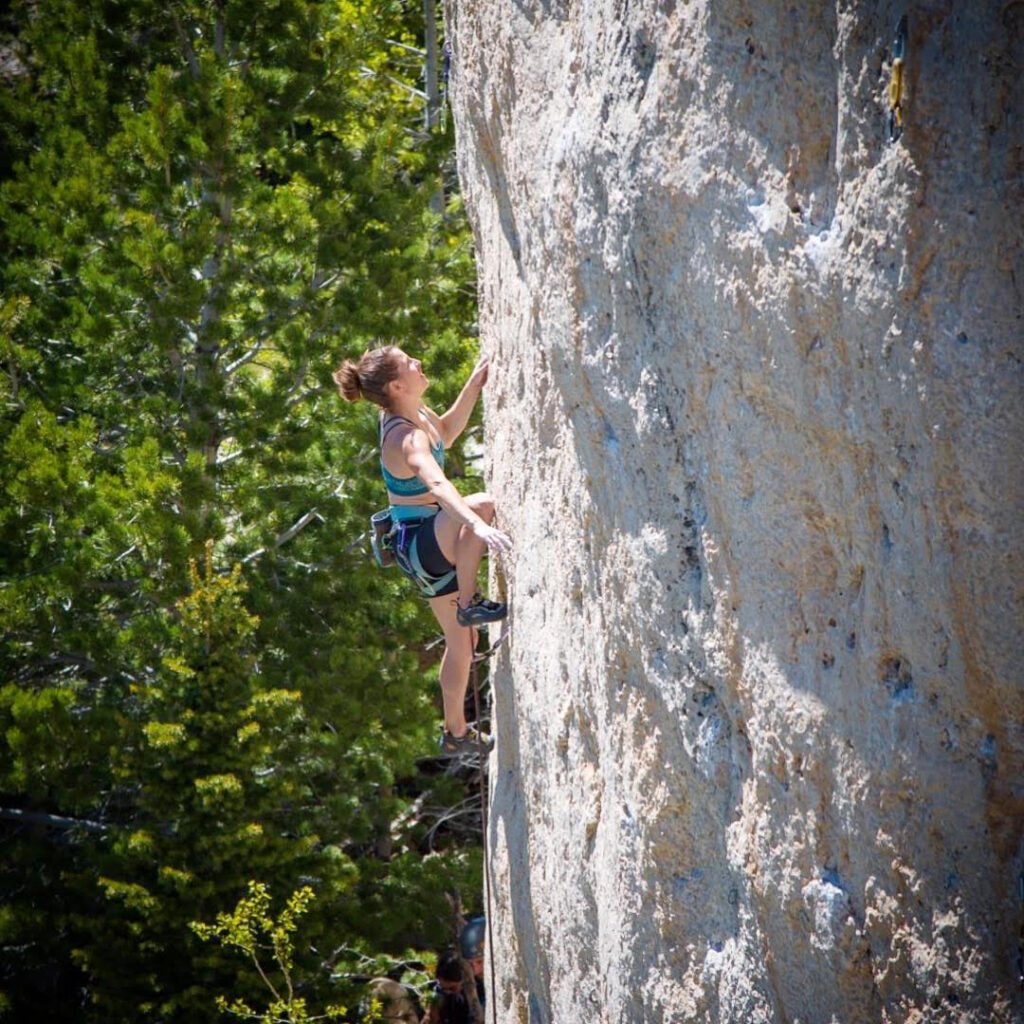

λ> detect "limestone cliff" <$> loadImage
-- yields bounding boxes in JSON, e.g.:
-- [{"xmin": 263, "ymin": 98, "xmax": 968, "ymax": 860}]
[{"xmin": 444, "ymin": 2, "xmax": 1022, "ymax": 1021}]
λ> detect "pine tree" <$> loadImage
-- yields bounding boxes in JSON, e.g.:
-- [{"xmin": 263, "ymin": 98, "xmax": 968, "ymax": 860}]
[
  {"xmin": 76, "ymin": 547, "xmax": 358, "ymax": 1020},
  {"xmin": 0, "ymin": 2, "xmax": 484, "ymax": 1019}
]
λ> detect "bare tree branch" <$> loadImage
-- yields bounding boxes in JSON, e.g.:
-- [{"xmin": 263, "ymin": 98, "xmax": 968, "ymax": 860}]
[
  {"xmin": 0, "ymin": 807, "xmax": 107, "ymax": 834},
  {"xmin": 240, "ymin": 509, "xmax": 325, "ymax": 565},
  {"xmin": 172, "ymin": 12, "xmax": 201, "ymax": 81},
  {"xmin": 276, "ymin": 509, "xmax": 323, "ymax": 546},
  {"xmin": 223, "ymin": 342, "xmax": 263, "ymax": 376},
  {"xmin": 358, "ymin": 65, "xmax": 427, "ymax": 100},
  {"xmin": 386, "ymin": 38, "xmax": 427, "ymax": 57}
]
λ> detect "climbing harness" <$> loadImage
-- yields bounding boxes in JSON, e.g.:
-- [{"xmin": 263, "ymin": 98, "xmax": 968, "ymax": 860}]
[
  {"xmin": 392, "ymin": 514, "xmax": 457, "ymax": 597},
  {"xmin": 369, "ymin": 509, "xmax": 396, "ymax": 568},
  {"xmin": 887, "ymin": 15, "xmax": 908, "ymax": 143},
  {"xmin": 371, "ymin": 506, "xmax": 458, "ymax": 597}
]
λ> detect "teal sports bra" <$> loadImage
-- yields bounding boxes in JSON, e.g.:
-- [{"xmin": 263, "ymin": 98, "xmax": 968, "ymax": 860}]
[{"xmin": 379, "ymin": 414, "xmax": 444, "ymax": 497}]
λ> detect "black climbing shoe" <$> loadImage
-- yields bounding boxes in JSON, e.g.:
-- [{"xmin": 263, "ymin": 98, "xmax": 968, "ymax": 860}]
[
  {"xmin": 439, "ymin": 726, "xmax": 494, "ymax": 757},
  {"xmin": 456, "ymin": 594, "xmax": 507, "ymax": 627}
]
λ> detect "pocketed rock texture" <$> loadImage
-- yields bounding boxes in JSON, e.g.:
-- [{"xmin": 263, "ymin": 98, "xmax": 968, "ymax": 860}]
[{"xmin": 444, "ymin": 2, "xmax": 1022, "ymax": 1021}]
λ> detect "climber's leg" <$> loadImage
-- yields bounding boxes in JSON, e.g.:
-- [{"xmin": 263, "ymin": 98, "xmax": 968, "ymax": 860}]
[
  {"xmin": 427, "ymin": 589, "xmax": 475, "ymax": 739},
  {"xmin": 432, "ymin": 493, "xmax": 505, "ymax": 614}
]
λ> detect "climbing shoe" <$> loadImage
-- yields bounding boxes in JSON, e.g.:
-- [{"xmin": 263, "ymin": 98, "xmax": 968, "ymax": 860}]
[
  {"xmin": 456, "ymin": 594, "xmax": 507, "ymax": 627},
  {"xmin": 439, "ymin": 726, "xmax": 494, "ymax": 757}
]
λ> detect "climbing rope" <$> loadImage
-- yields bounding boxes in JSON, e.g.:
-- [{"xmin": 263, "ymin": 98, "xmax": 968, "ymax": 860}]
[
  {"xmin": 426, "ymin": 625, "xmax": 508, "ymax": 664},
  {"xmin": 472, "ymin": 629, "xmax": 508, "ymax": 663},
  {"xmin": 470, "ymin": 651, "xmax": 498, "ymax": 1024}
]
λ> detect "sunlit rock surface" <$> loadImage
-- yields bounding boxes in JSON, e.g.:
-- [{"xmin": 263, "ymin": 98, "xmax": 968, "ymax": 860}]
[{"xmin": 445, "ymin": 1, "xmax": 1022, "ymax": 1020}]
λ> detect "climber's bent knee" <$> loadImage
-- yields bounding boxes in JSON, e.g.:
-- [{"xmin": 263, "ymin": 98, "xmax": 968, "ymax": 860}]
[{"xmin": 464, "ymin": 492, "xmax": 495, "ymax": 523}]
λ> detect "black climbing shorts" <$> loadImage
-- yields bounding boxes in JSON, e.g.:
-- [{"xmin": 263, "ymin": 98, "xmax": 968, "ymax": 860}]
[{"xmin": 405, "ymin": 512, "xmax": 459, "ymax": 598}]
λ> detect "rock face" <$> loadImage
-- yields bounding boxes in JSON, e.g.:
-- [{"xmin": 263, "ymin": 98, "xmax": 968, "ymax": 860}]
[{"xmin": 444, "ymin": 2, "xmax": 1022, "ymax": 1021}]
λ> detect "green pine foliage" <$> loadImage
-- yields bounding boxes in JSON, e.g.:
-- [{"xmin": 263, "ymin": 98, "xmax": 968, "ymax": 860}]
[{"xmin": 0, "ymin": 1, "xmax": 484, "ymax": 1020}]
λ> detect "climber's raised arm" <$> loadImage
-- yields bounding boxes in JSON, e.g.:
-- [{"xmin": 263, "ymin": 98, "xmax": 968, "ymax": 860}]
[{"xmin": 437, "ymin": 356, "xmax": 489, "ymax": 447}]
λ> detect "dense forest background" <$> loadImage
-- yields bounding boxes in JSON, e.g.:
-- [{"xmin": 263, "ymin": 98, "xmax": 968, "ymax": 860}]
[{"xmin": 0, "ymin": 1, "xmax": 487, "ymax": 1020}]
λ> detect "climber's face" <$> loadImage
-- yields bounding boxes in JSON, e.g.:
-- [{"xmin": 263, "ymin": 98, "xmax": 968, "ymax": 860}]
[{"xmin": 392, "ymin": 348, "xmax": 428, "ymax": 396}]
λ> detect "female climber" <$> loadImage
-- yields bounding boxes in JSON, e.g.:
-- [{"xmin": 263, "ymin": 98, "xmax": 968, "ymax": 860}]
[{"xmin": 334, "ymin": 345, "xmax": 512, "ymax": 756}]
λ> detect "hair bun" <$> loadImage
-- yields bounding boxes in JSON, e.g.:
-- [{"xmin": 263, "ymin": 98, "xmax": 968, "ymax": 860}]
[
  {"xmin": 332, "ymin": 344, "xmax": 401, "ymax": 408},
  {"xmin": 333, "ymin": 361, "xmax": 363, "ymax": 403}
]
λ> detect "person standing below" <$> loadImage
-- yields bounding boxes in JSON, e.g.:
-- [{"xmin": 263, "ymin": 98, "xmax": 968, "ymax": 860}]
[
  {"xmin": 458, "ymin": 916, "xmax": 487, "ymax": 1011},
  {"xmin": 426, "ymin": 949, "xmax": 482, "ymax": 1024},
  {"xmin": 334, "ymin": 345, "xmax": 511, "ymax": 755}
]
